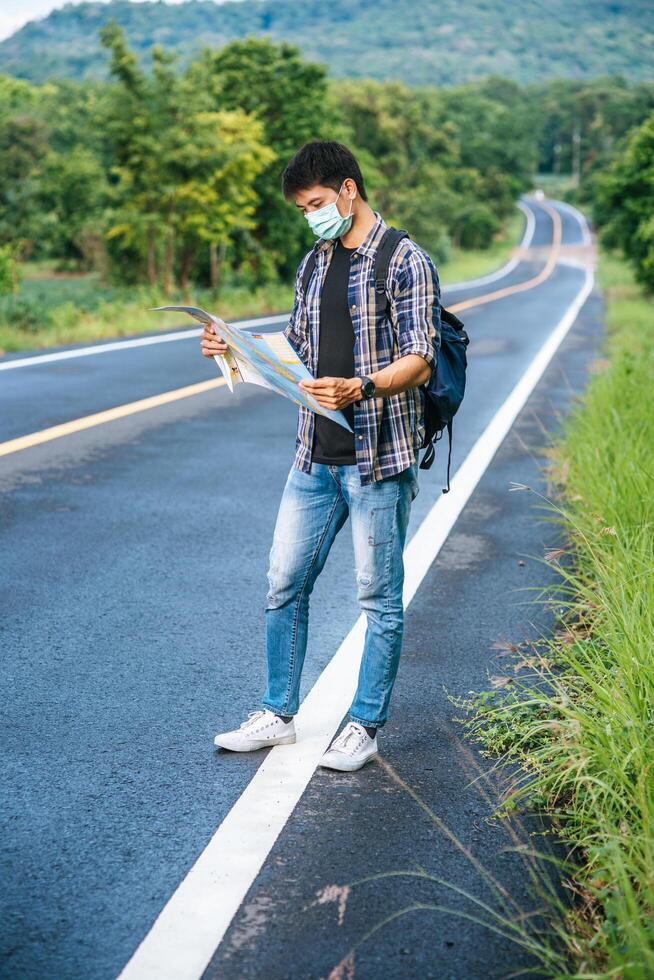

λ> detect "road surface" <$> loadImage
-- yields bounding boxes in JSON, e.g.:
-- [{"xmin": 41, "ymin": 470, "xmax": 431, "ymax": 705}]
[{"xmin": 1, "ymin": 198, "xmax": 601, "ymax": 979}]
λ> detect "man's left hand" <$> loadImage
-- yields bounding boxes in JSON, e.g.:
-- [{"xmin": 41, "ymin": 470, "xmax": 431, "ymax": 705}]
[{"xmin": 298, "ymin": 376, "xmax": 361, "ymax": 410}]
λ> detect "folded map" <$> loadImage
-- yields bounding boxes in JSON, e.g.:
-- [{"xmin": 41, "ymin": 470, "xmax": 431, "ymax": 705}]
[{"xmin": 152, "ymin": 306, "xmax": 353, "ymax": 432}]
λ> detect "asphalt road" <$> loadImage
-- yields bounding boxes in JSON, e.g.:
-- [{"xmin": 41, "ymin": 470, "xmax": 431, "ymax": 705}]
[{"xmin": 0, "ymin": 198, "xmax": 601, "ymax": 979}]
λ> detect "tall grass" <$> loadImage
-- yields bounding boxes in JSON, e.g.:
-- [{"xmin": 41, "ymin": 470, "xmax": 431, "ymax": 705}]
[{"xmin": 462, "ymin": 250, "xmax": 654, "ymax": 976}]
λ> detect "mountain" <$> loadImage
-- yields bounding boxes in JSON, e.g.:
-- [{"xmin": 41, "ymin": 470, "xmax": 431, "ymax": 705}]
[{"xmin": 1, "ymin": 0, "xmax": 653, "ymax": 87}]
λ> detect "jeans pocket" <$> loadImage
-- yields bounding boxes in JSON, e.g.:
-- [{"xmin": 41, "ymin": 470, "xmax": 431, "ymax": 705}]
[{"xmin": 368, "ymin": 503, "xmax": 396, "ymax": 547}]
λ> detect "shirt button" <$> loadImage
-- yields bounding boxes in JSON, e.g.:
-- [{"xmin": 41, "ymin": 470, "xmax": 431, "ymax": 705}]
[
  {"xmin": 358, "ymin": 435, "xmax": 363, "ymax": 440},
  {"xmin": 350, "ymin": 304, "xmax": 357, "ymax": 313}
]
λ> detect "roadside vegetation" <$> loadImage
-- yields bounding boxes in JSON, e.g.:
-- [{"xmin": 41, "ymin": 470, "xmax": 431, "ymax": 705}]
[
  {"xmin": 461, "ymin": 248, "xmax": 654, "ymax": 975},
  {"xmin": 1, "ymin": 26, "xmax": 653, "ymax": 354},
  {"xmin": 0, "ymin": 209, "xmax": 525, "ymax": 354},
  {"xmin": 0, "ymin": 274, "xmax": 296, "ymax": 353}
]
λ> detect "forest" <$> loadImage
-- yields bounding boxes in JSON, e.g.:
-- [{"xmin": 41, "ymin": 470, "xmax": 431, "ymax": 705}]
[
  {"xmin": 0, "ymin": 29, "xmax": 653, "ymax": 346},
  {"xmin": 2, "ymin": 0, "xmax": 653, "ymax": 87}
]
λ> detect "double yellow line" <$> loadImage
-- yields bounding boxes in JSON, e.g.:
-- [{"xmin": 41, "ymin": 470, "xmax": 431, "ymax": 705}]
[{"xmin": 1, "ymin": 203, "xmax": 561, "ymax": 461}]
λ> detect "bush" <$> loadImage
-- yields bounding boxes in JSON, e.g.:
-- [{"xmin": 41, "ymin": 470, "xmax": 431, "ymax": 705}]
[
  {"xmin": 0, "ymin": 293, "xmax": 52, "ymax": 333},
  {"xmin": 454, "ymin": 203, "xmax": 500, "ymax": 250},
  {"xmin": 0, "ymin": 244, "xmax": 18, "ymax": 295}
]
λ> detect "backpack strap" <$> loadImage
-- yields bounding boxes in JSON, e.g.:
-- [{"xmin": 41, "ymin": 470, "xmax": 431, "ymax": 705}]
[
  {"xmin": 374, "ymin": 228, "xmax": 409, "ymax": 312},
  {"xmin": 443, "ymin": 419, "xmax": 453, "ymax": 493},
  {"xmin": 301, "ymin": 246, "xmax": 319, "ymax": 298},
  {"xmin": 373, "ymin": 228, "xmax": 464, "ymax": 335},
  {"xmin": 418, "ymin": 420, "xmax": 453, "ymax": 493}
]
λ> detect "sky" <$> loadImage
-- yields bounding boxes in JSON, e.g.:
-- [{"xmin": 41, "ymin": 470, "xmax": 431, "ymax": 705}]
[{"xmin": 0, "ymin": 0, "xmax": 203, "ymax": 42}]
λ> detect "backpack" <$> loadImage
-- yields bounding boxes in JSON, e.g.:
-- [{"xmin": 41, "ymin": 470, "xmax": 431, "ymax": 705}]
[{"xmin": 301, "ymin": 226, "xmax": 469, "ymax": 493}]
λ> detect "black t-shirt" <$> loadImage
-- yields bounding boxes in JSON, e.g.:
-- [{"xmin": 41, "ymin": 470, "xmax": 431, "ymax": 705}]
[{"xmin": 311, "ymin": 240, "xmax": 357, "ymax": 465}]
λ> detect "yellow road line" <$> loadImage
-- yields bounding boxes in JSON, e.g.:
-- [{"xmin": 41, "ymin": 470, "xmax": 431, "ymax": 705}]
[
  {"xmin": 0, "ymin": 203, "xmax": 563, "ymax": 460},
  {"xmin": 0, "ymin": 378, "xmax": 224, "ymax": 458},
  {"xmin": 449, "ymin": 202, "xmax": 562, "ymax": 313}
]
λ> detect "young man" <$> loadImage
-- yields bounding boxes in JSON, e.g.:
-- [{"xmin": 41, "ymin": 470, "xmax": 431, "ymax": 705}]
[{"xmin": 201, "ymin": 140, "xmax": 441, "ymax": 772}]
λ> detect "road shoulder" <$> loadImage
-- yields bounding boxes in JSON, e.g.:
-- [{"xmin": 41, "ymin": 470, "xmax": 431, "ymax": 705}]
[{"xmin": 201, "ymin": 285, "xmax": 605, "ymax": 980}]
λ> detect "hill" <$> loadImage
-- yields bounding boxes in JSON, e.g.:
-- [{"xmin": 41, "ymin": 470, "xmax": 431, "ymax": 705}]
[{"xmin": 1, "ymin": 0, "xmax": 653, "ymax": 86}]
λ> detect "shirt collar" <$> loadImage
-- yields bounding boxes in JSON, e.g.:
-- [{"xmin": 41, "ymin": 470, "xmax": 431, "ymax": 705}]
[{"xmin": 316, "ymin": 211, "xmax": 387, "ymax": 259}]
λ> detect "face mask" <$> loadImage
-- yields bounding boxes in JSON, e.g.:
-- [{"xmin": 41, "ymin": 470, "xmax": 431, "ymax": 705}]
[{"xmin": 305, "ymin": 183, "xmax": 354, "ymax": 239}]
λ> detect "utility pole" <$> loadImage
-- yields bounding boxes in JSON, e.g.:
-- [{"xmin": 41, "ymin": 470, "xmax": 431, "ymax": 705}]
[{"xmin": 554, "ymin": 141, "xmax": 562, "ymax": 175}]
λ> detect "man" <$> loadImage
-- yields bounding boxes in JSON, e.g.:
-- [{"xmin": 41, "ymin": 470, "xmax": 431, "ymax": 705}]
[{"xmin": 201, "ymin": 140, "xmax": 441, "ymax": 771}]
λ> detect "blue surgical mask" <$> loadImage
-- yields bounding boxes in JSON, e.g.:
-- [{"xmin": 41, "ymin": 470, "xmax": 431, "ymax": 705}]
[{"xmin": 305, "ymin": 183, "xmax": 354, "ymax": 239}]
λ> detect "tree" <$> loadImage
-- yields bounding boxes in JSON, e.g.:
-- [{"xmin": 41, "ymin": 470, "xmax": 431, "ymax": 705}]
[
  {"xmin": 0, "ymin": 114, "xmax": 49, "ymax": 259},
  {"xmin": 100, "ymin": 23, "xmax": 273, "ymax": 293},
  {"xmin": 39, "ymin": 146, "xmax": 109, "ymax": 269},
  {"xmin": 528, "ymin": 76, "xmax": 654, "ymax": 182},
  {"xmin": 193, "ymin": 38, "xmax": 335, "ymax": 279},
  {"xmin": 594, "ymin": 111, "xmax": 654, "ymax": 291}
]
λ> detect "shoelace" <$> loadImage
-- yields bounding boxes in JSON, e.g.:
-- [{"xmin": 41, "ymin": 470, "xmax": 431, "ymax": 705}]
[
  {"xmin": 240, "ymin": 710, "xmax": 266, "ymax": 730},
  {"xmin": 331, "ymin": 725, "xmax": 367, "ymax": 755}
]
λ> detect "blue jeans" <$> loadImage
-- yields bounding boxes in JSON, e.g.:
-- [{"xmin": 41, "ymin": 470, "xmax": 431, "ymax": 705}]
[{"xmin": 261, "ymin": 460, "xmax": 419, "ymax": 728}]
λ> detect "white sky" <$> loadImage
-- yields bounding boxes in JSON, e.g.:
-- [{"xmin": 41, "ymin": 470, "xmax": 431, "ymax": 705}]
[{"xmin": 0, "ymin": 0, "xmax": 204, "ymax": 42}]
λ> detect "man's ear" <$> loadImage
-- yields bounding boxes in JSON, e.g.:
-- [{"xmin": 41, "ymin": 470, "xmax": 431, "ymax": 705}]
[{"xmin": 344, "ymin": 177, "xmax": 358, "ymax": 201}]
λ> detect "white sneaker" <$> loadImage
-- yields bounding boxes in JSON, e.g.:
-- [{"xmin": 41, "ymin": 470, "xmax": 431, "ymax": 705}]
[
  {"xmin": 214, "ymin": 709, "xmax": 296, "ymax": 752},
  {"xmin": 319, "ymin": 722, "xmax": 378, "ymax": 772}
]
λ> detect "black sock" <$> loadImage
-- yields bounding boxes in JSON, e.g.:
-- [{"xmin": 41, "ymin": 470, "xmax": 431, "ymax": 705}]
[
  {"xmin": 363, "ymin": 725, "xmax": 377, "ymax": 739},
  {"xmin": 276, "ymin": 714, "xmax": 293, "ymax": 724}
]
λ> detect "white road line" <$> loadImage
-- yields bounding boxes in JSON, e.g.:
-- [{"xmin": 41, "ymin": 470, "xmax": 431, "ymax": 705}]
[
  {"xmin": 552, "ymin": 199, "xmax": 592, "ymax": 246},
  {"xmin": 117, "ymin": 263, "xmax": 594, "ymax": 976},
  {"xmin": 443, "ymin": 199, "xmax": 536, "ymax": 292},
  {"xmin": 0, "ymin": 314, "xmax": 286, "ymax": 371},
  {"xmin": 2, "ymin": 201, "xmax": 539, "ymax": 374}
]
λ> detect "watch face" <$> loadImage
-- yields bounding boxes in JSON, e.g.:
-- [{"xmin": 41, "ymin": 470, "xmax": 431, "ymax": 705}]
[{"xmin": 362, "ymin": 377, "xmax": 375, "ymax": 398}]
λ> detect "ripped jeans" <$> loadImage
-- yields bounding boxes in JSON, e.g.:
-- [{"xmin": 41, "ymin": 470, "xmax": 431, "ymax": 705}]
[{"xmin": 262, "ymin": 460, "xmax": 419, "ymax": 729}]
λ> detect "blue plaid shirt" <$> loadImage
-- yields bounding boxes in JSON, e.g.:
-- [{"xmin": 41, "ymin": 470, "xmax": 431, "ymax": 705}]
[{"xmin": 284, "ymin": 212, "xmax": 441, "ymax": 485}]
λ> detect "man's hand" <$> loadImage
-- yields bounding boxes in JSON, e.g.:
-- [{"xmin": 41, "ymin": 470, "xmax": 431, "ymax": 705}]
[
  {"xmin": 200, "ymin": 323, "xmax": 229, "ymax": 359},
  {"xmin": 299, "ymin": 376, "xmax": 362, "ymax": 410}
]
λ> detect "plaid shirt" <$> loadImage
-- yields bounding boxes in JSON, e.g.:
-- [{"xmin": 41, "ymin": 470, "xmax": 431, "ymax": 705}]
[{"xmin": 284, "ymin": 211, "xmax": 441, "ymax": 485}]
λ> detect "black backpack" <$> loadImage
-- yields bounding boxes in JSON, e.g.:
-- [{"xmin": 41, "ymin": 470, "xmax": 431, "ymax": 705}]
[{"xmin": 301, "ymin": 227, "xmax": 469, "ymax": 493}]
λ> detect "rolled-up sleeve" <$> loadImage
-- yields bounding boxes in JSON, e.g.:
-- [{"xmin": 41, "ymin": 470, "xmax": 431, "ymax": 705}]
[{"xmin": 391, "ymin": 246, "xmax": 441, "ymax": 369}]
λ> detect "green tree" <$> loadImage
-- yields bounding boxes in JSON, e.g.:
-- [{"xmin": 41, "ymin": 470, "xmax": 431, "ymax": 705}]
[
  {"xmin": 39, "ymin": 146, "xmax": 110, "ymax": 269},
  {"xmin": 101, "ymin": 23, "xmax": 273, "ymax": 293},
  {"xmin": 161, "ymin": 106, "xmax": 274, "ymax": 295},
  {"xmin": 528, "ymin": 76, "xmax": 654, "ymax": 182},
  {"xmin": 594, "ymin": 111, "xmax": 654, "ymax": 291},
  {"xmin": 100, "ymin": 21, "xmax": 165, "ymax": 285},
  {"xmin": 334, "ymin": 80, "xmax": 461, "ymax": 257},
  {"xmin": 194, "ymin": 38, "xmax": 335, "ymax": 279},
  {"xmin": 0, "ymin": 114, "xmax": 49, "ymax": 258}
]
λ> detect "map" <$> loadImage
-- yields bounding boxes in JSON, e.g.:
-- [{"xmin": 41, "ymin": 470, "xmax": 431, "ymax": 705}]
[{"xmin": 152, "ymin": 306, "xmax": 353, "ymax": 432}]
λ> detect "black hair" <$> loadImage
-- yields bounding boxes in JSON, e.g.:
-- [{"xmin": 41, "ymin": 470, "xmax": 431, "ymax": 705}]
[{"xmin": 281, "ymin": 140, "xmax": 368, "ymax": 202}]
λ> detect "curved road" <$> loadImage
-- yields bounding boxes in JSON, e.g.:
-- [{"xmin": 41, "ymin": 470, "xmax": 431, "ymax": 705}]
[{"xmin": 1, "ymin": 197, "xmax": 600, "ymax": 979}]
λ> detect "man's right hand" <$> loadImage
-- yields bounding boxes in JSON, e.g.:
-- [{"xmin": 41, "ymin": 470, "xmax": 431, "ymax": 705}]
[{"xmin": 200, "ymin": 323, "xmax": 229, "ymax": 359}]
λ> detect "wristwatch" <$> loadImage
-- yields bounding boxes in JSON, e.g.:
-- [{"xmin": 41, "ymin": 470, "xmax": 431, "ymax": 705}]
[{"xmin": 358, "ymin": 376, "xmax": 376, "ymax": 399}]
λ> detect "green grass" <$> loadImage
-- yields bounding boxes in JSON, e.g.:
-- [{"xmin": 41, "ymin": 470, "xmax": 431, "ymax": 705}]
[
  {"xmin": 459, "ymin": 250, "xmax": 654, "ymax": 976},
  {"xmin": 0, "ymin": 277, "xmax": 296, "ymax": 354},
  {"xmin": 0, "ymin": 207, "xmax": 525, "ymax": 355}
]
